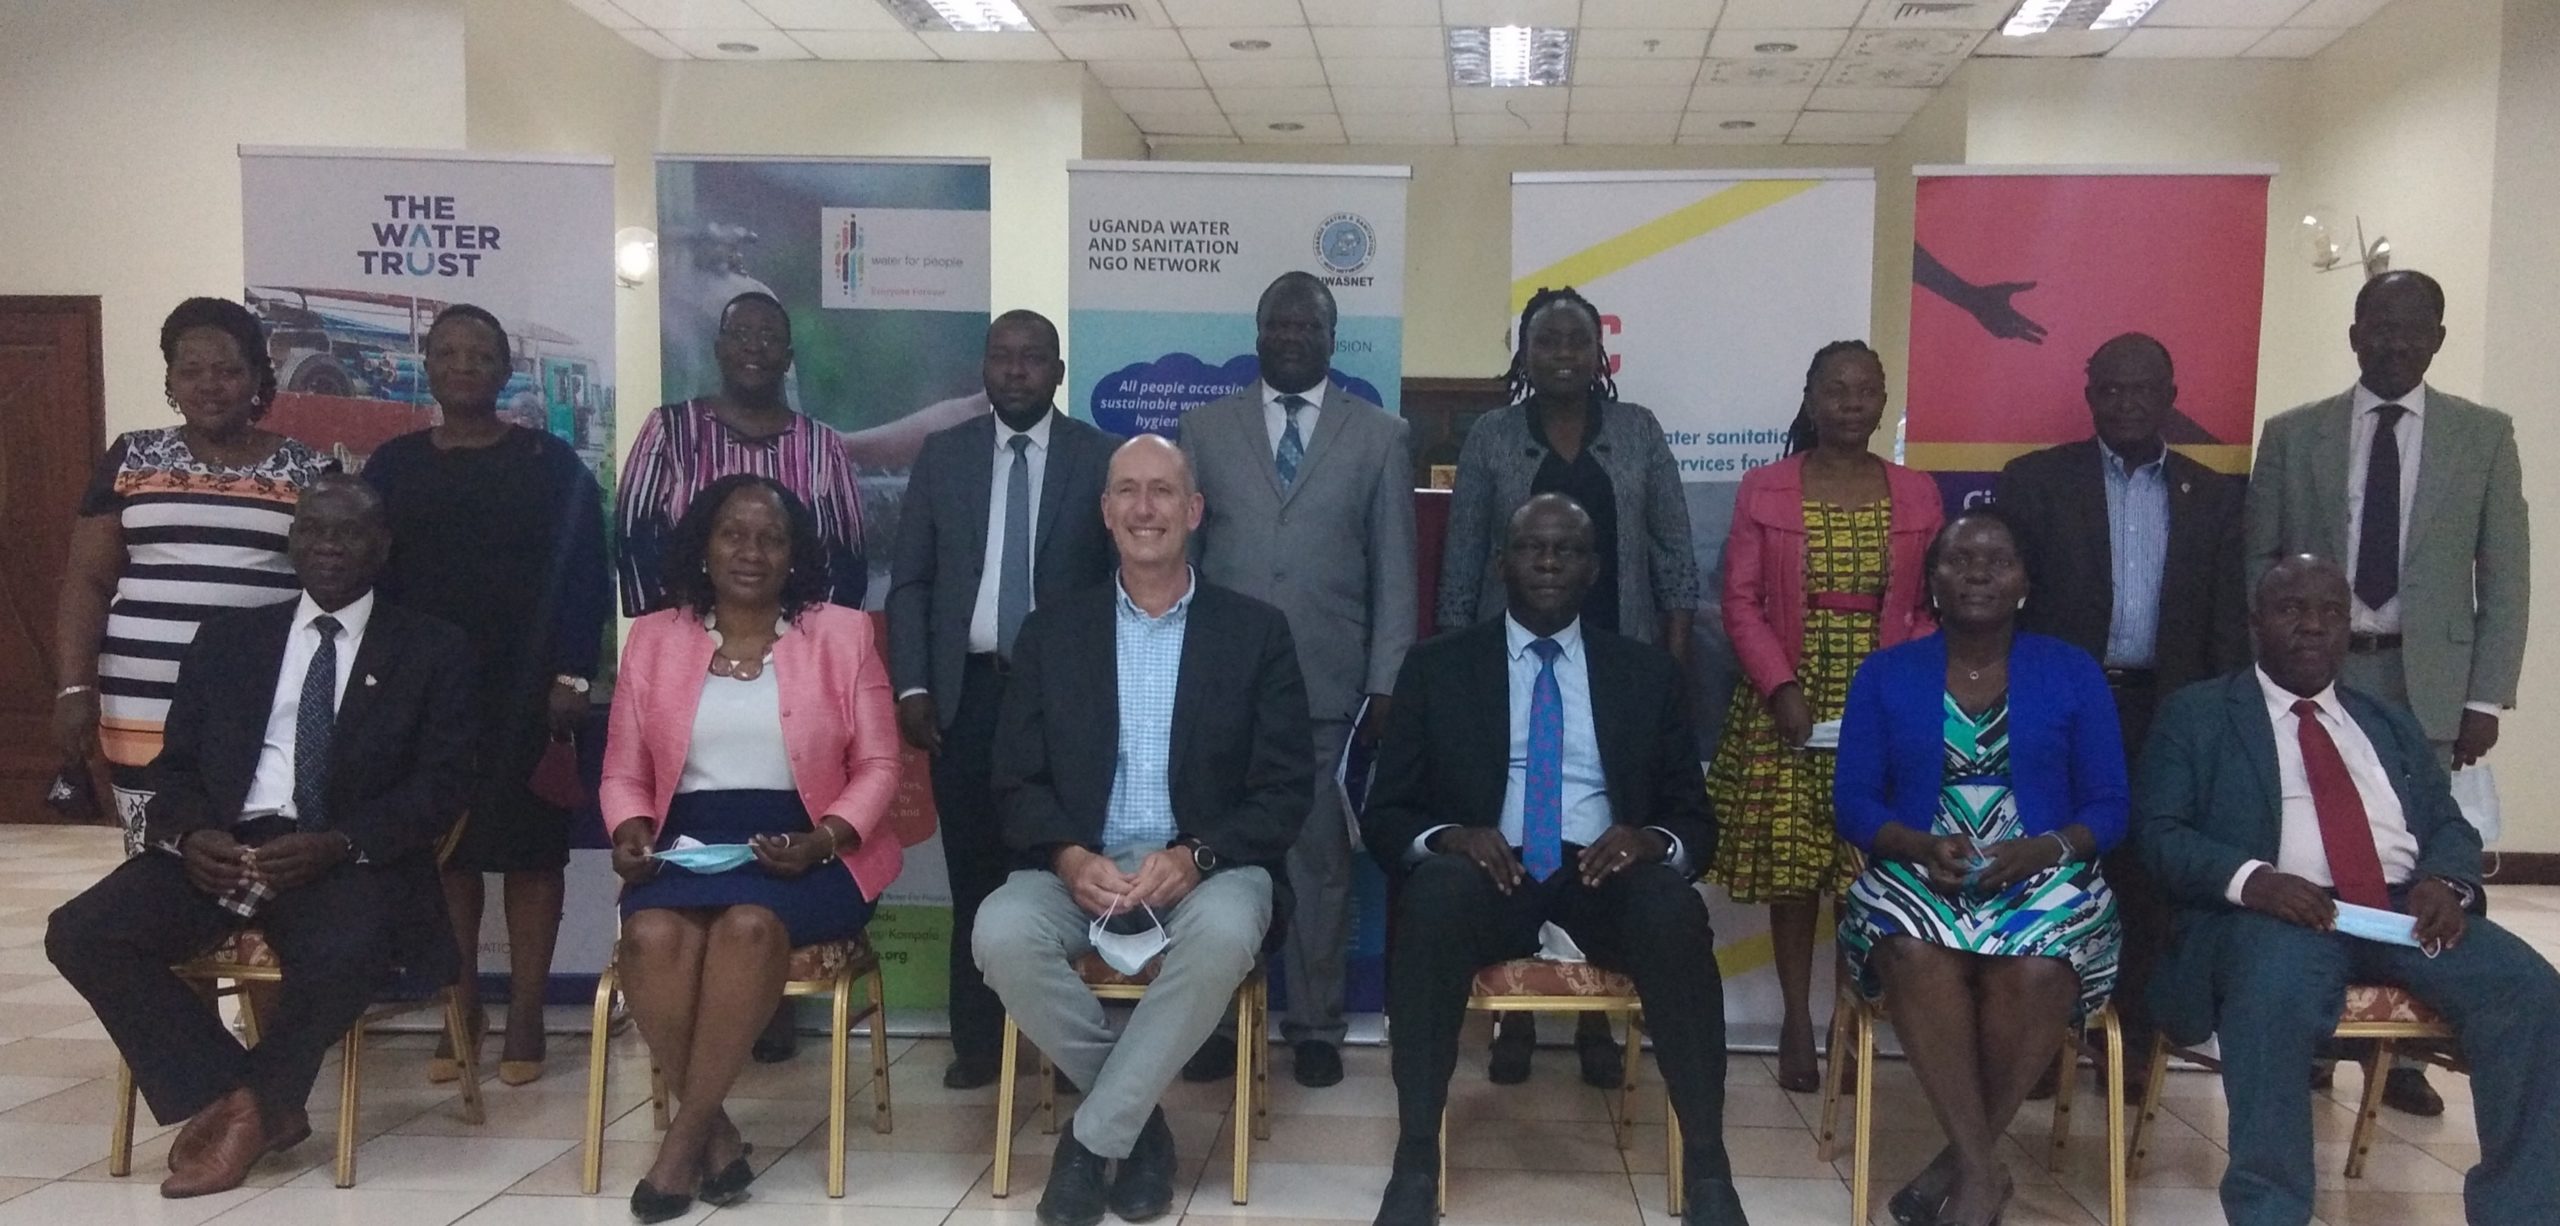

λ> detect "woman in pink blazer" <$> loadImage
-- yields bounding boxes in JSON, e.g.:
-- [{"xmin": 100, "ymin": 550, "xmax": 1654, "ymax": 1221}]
[
  {"xmin": 1705, "ymin": 341, "xmax": 1942, "ymax": 1091},
  {"xmin": 600, "ymin": 475, "xmax": 901, "ymax": 1220}
]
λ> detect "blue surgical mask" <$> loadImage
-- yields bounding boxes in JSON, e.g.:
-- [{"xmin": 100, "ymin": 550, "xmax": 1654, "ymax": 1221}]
[
  {"xmin": 655, "ymin": 842, "xmax": 759, "ymax": 874},
  {"xmin": 1088, "ymin": 896, "xmax": 1170, "ymax": 977},
  {"xmin": 2333, "ymin": 901, "xmax": 2422, "ymax": 950}
]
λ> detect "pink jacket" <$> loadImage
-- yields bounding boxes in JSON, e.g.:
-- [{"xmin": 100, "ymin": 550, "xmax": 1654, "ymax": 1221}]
[
  {"xmin": 1723, "ymin": 453, "xmax": 1944, "ymax": 698},
  {"xmin": 600, "ymin": 604, "xmax": 904, "ymax": 901}
]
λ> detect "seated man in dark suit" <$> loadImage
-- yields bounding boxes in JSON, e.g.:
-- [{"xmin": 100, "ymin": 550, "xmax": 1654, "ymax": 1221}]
[
  {"xmin": 978, "ymin": 434, "xmax": 1312, "ymax": 1226},
  {"xmin": 2137, "ymin": 555, "xmax": 2560, "ymax": 1226},
  {"xmin": 46, "ymin": 475, "xmax": 473, "ymax": 1199},
  {"xmin": 1363, "ymin": 493, "xmax": 1746, "ymax": 1226}
]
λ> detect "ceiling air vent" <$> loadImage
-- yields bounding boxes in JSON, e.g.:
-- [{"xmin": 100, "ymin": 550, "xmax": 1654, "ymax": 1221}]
[
  {"xmin": 1873, "ymin": 1, "xmax": 1998, "ymax": 24},
  {"xmin": 1049, "ymin": 2, "xmax": 1145, "ymax": 25}
]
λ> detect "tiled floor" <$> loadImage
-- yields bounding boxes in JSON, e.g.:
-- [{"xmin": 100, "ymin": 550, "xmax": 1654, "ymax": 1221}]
[{"xmin": 0, "ymin": 825, "xmax": 2552, "ymax": 1225}]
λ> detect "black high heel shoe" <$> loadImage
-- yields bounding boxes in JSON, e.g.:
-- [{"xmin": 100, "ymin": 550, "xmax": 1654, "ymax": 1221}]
[
  {"xmin": 629, "ymin": 1177, "xmax": 694, "ymax": 1224},
  {"xmin": 699, "ymin": 1142, "xmax": 758, "ymax": 1206}
]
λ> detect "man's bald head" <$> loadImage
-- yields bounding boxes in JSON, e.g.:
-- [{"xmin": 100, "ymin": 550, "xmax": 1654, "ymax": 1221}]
[{"xmin": 2252, "ymin": 554, "xmax": 2353, "ymax": 697}]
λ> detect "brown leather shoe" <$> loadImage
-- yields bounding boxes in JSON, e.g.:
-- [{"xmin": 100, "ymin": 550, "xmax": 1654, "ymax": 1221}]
[
  {"xmin": 160, "ymin": 1088, "xmax": 269, "ymax": 1198},
  {"xmin": 166, "ymin": 1087, "xmax": 250, "ymax": 1177},
  {"xmin": 266, "ymin": 1104, "xmax": 311, "ymax": 1155}
]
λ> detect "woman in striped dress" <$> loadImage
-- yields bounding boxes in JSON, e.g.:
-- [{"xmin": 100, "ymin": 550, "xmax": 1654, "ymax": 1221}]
[
  {"xmin": 54, "ymin": 298, "xmax": 333, "ymax": 854},
  {"xmin": 1833, "ymin": 509, "xmax": 2124, "ymax": 1226}
]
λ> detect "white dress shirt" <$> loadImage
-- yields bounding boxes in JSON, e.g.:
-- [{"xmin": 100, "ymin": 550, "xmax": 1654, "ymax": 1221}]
[
  {"xmin": 967, "ymin": 408, "xmax": 1054, "ymax": 655},
  {"xmin": 2345, "ymin": 382, "xmax": 2425, "ymax": 636},
  {"xmin": 2225, "ymin": 666, "xmax": 2422, "ymax": 904},
  {"xmin": 240, "ymin": 591, "xmax": 375, "ymax": 819},
  {"xmin": 1261, "ymin": 379, "xmax": 1328, "ymax": 458}
]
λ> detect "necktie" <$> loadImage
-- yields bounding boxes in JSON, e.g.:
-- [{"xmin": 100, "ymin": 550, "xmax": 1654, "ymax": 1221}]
[
  {"xmin": 293, "ymin": 615, "xmax": 342, "ymax": 831},
  {"xmin": 1522, "ymin": 637, "xmax": 1565, "ymax": 882},
  {"xmin": 1274, "ymin": 394, "xmax": 1308, "ymax": 486},
  {"xmin": 997, "ymin": 434, "xmax": 1032, "ymax": 656},
  {"xmin": 2292, "ymin": 699, "xmax": 2391, "ymax": 909},
  {"xmin": 2354, "ymin": 404, "xmax": 2406, "ymax": 611}
]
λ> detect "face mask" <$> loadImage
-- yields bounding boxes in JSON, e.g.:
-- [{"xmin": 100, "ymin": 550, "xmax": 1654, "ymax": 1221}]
[
  {"xmin": 655, "ymin": 839, "xmax": 759, "ymax": 874},
  {"xmin": 1088, "ymin": 892, "xmax": 1170, "ymax": 977},
  {"xmin": 2333, "ymin": 901, "xmax": 2425, "ymax": 952}
]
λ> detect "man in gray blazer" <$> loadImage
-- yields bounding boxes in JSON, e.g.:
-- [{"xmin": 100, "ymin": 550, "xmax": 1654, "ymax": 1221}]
[
  {"xmin": 888, "ymin": 309, "xmax": 1120, "ymax": 1089},
  {"xmin": 1177, "ymin": 271, "xmax": 1417, "ymax": 1088},
  {"xmin": 2243, "ymin": 268, "xmax": 2530, "ymax": 1117}
]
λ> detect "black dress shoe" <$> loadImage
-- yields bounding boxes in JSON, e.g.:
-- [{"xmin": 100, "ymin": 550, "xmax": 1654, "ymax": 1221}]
[
  {"xmin": 1682, "ymin": 1175, "xmax": 1752, "ymax": 1226},
  {"xmin": 700, "ymin": 1142, "xmax": 758, "ymax": 1206},
  {"xmin": 1295, "ymin": 1040, "xmax": 1344, "ymax": 1088},
  {"xmin": 629, "ymin": 1178, "xmax": 694, "ymax": 1224},
  {"xmin": 1488, "ymin": 1020, "xmax": 1533, "ymax": 1085},
  {"xmin": 1372, "ymin": 1166, "xmax": 1438, "ymax": 1226},
  {"xmin": 1181, "ymin": 1033, "xmax": 1237, "ymax": 1083},
  {"xmin": 1038, "ymin": 1127, "xmax": 1112, "ymax": 1226},
  {"xmin": 943, "ymin": 1057, "xmax": 999, "ymax": 1090},
  {"xmin": 1576, "ymin": 1033, "xmax": 1624, "ymax": 1089},
  {"xmin": 1888, "ymin": 1183, "xmax": 1943, "ymax": 1226},
  {"xmin": 2382, "ymin": 1067, "xmax": 2446, "ymax": 1117},
  {"xmin": 1107, "ymin": 1108, "xmax": 1178, "ymax": 1223}
]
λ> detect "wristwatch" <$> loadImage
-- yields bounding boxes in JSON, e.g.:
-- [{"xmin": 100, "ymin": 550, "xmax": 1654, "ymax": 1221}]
[
  {"xmin": 554, "ymin": 674, "xmax": 592, "ymax": 694},
  {"xmin": 1178, "ymin": 837, "xmax": 1220, "ymax": 875}
]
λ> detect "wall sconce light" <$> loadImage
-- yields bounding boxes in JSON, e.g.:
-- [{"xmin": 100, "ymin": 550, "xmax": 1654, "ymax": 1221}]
[
  {"xmin": 2302, "ymin": 208, "xmax": 2391, "ymax": 278},
  {"xmin": 614, "ymin": 226, "xmax": 659, "ymax": 289}
]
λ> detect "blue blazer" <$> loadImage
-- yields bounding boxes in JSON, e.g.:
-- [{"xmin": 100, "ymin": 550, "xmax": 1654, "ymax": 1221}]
[{"xmin": 1834, "ymin": 631, "xmax": 2128, "ymax": 855}]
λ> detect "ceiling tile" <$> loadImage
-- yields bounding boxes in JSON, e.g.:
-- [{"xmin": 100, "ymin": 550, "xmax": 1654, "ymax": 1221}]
[
  {"xmin": 1687, "ymin": 83, "xmax": 1813, "ymax": 110},
  {"xmin": 1574, "ymin": 27, "xmax": 1710, "ymax": 57},
  {"xmin": 1200, "ymin": 56, "xmax": 1328, "ymax": 85},
  {"xmin": 1719, "ymin": 0, "xmax": 1864, "ymax": 27},
  {"xmin": 918, "ymin": 30, "xmax": 1062, "ymax": 58},
  {"xmin": 1112, "ymin": 86, "xmax": 1223, "ymax": 114},
  {"xmin": 1680, "ymin": 110, "xmax": 1798, "ymax": 136},
  {"xmin": 1700, "ymin": 56, "xmax": 1825, "ymax": 85},
  {"xmin": 566, "ymin": 0, "xmax": 642, "ymax": 30},
  {"xmin": 1231, "ymin": 113, "xmax": 1348, "ymax": 142},
  {"xmin": 743, "ymin": 0, "xmax": 904, "ymax": 29},
  {"xmin": 2289, "ymin": 0, "xmax": 2395, "ymax": 25},
  {"xmin": 2146, "ymin": 0, "xmax": 2309, "ymax": 25},
  {"xmin": 617, "ymin": 27, "xmax": 690, "ymax": 57},
  {"xmin": 1211, "ymin": 84, "xmax": 1336, "ymax": 110},
  {"xmin": 1842, "ymin": 28, "xmax": 1982, "ymax": 58},
  {"xmin": 1342, "ymin": 111, "xmax": 1458, "ymax": 142},
  {"xmin": 1807, "ymin": 84, "xmax": 1933, "ymax": 111},
  {"xmin": 1822, "ymin": 55, "xmax": 1960, "ymax": 86},
  {"xmin": 1313, "ymin": 24, "xmax": 1446, "ymax": 57},
  {"xmin": 1452, "ymin": 84, "xmax": 1570, "ymax": 111},
  {"xmin": 1678, "ymin": 128, "xmax": 1785, "ymax": 145},
  {"xmin": 1299, "ymin": 0, "xmax": 1442, "ymax": 24},
  {"xmin": 2108, "ymin": 27, "xmax": 2272, "ymax": 57},
  {"xmin": 1974, "ymin": 28, "xmax": 2130, "ymax": 56},
  {"xmin": 1573, "ymin": 57, "xmax": 1705, "ymax": 85},
  {"xmin": 1126, "ymin": 112, "xmax": 1237, "ymax": 136},
  {"xmin": 2246, "ymin": 26, "xmax": 2347, "ymax": 56},
  {"xmin": 1047, "ymin": 29, "xmax": 1193, "ymax": 59},
  {"xmin": 790, "ymin": 28, "xmax": 935, "ymax": 57},
  {"xmin": 1147, "ymin": 134, "xmax": 1244, "ymax": 145},
  {"xmin": 664, "ymin": 27, "xmax": 812, "ymax": 56},
  {"xmin": 1791, "ymin": 133, "xmax": 1890, "ymax": 144},
  {"xmin": 1706, "ymin": 29, "xmax": 1849, "ymax": 57},
  {"xmin": 1455, "ymin": 109, "xmax": 1566, "ymax": 140},
  {"xmin": 1856, "ymin": 0, "xmax": 2006, "ymax": 29},
  {"xmin": 1181, "ymin": 26, "xmax": 1320, "ymax": 57},
  {"xmin": 1440, "ymin": 0, "xmax": 1584, "ymax": 25},
  {"xmin": 1162, "ymin": 0, "xmax": 1305, "ymax": 25},
  {"xmin": 609, "ymin": 0, "xmax": 769, "ymax": 28},
  {"xmin": 1566, "ymin": 111, "xmax": 1685, "ymax": 144},
  {"xmin": 1790, "ymin": 109, "xmax": 1909, "ymax": 138},
  {"xmin": 1569, "ymin": 84, "xmax": 1694, "ymax": 111},
  {"xmin": 1578, "ymin": 0, "xmax": 1723, "ymax": 27},
  {"xmin": 1332, "ymin": 84, "xmax": 1451, "ymax": 112},
  {"xmin": 1085, "ymin": 59, "xmax": 1206, "ymax": 87},
  {"xmin": 1322, "ymin": 58, "xmax": 1448, "ymax": 86}
]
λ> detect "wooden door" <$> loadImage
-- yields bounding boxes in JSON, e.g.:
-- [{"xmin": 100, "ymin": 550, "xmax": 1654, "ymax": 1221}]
[{"xmin": 0, "ymin": 298, "xmax": 105, "ymax": 822}]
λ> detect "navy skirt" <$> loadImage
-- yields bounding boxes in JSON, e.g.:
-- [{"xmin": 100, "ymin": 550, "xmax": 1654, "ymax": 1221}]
[{"xmin": 619, "ymin": 789, "xmax": 874, "ymax": 948}]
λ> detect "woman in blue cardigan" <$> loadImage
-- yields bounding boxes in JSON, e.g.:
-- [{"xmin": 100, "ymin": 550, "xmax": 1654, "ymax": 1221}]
[{"xmin": 1833, "ymin": 507, "xmax": 2125, "ymax": 1226}]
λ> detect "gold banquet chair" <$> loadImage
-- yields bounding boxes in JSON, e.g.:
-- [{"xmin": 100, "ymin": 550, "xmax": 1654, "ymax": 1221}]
[
  {"xmin": 991, "ymin": 952, "xmax": 1271, "ymax": 1205},
  {"xmin": 1815, "ymin": 993, "xmax": 2128, "ymax": 1226},
  {"xmin": 579, "ymin": 934, "xmax": 894, "ymax": 1197}
]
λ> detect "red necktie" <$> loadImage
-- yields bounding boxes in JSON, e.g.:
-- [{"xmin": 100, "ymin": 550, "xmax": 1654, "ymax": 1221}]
[{"xmin": 2292, "ymin": 699, "xmax": 2392, "ymax": 909}]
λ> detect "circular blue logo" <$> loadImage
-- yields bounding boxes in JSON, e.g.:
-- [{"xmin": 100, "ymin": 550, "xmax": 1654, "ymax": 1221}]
[{"xmin": 1315, "ymin": 213, "xmax": 1374, "ymax": 275}]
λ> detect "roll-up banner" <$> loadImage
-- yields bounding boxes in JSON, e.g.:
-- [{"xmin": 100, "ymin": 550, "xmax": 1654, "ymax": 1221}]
[
  {"xmin": 656, "ymin": 155, "xmax": 994, "ymax": 1014},
  {"xmin": 1509, "ymin": 169, "xmax": 1874, "ymax": 1042},
  {"xmin": 240, "ymin": 146, "xmax": 620, "ymax": 993},
  {"xmin": 1905, "ymin": 165, "xmax": 2274, "ymax": 510},
  {"xmin": 1068, "ymin": 160, "xmax": 1409, "ymax": 435}
]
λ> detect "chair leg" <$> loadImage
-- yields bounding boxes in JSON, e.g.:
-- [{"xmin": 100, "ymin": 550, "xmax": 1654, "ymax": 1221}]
[
  {"xmin": 1666, "ymin": 1093, "xmax": 1685, "ymax": 1217},
  {"xmin": 108, "ymin": 1059, "xmax": 138, "ymax": 1178},
  {"xmin": 582, "ymin": 965, "xmax": 617, "ymax": 1195},
  {"xmin": 2049, "ymin": 1026, "xmax": 2080, "ymax": 1172},
  {"xmin": 1436, "ymin": 1104, "xmax": 1449, "ymax": 1218},
  {"xmin": 2129, "ymin": 1035, "xmax": 2171, "ymax": 1179},
  {"xmin": 2101, "ymin": 1010, "xmax": 2126, "ymax": 1226},
  {"xmin": 993, "ymin": 1015, "xmax": 1020, "ymax": 1198},
  {"xmin": 1815, "ymin": 995, "xmax": 1853, "ymax": 1161},
  {"xmin": 1850, "ymin": 1003, "xmax": 1877, "ymax": 1226},
  {"xmin": 445, "ymin": 988, "xmax": 486, "ymax": 1125},
  {"xmin": 1252, "ymin": 976, "xmax": 1270, "ymax": 1141},
  {"xmin": 866, "ymin": 965, "xmax": 893, "ymax": 1134},
  {"xmin": 238, "ymin": 980, "xmax": 264, "ymax": 1048},
  {"xmin": 1039, "ymin": 1047, "xmax": 1059, "ymax": 1135},
  {"xmin": 1615, "ymin": 1011, "xmax": 1641, "ymax": 1152},
  {"xmin": 2347, "ymin": 1039, "xmax": 2394, "ymax": 1180},
  {"xmin": 827, "ymin": 976, "xmax": 851, "ymax": 1198},
  {"xmin": 1231, "ymin": 979, "xmax": 1252, "ymax": 1205},
  {"xmin": 335, "ymin": 1022, "xmax": 363, "ymax": 1187}
]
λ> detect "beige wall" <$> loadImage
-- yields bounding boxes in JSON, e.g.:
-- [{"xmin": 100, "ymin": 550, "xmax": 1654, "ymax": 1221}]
[
  {"xmin": 1083, "ymin": 76, "xmax": 1148, "ymax": 163},
  {"xmin": 0, "ymin": 0, "xmax": 466, "ymax": 436}
]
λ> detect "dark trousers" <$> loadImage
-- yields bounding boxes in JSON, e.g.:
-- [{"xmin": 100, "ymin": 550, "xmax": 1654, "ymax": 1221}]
[
  {"xmin": 2209, "ymin": 903, "xmax": 2560, "ymax": 1226},
  {"xmin": 931, "ymin": 655, "xmax": 1013, "ymax": 1065},
  {"xmin": 45, "ymin": 853, "xmax": 396, "ymax": 1125},
  {"xmin": 2103, "ymin": 678, "xmax": 2165, "ymax": 1052},
  {"xmin": 1387, "ymin": 852, "xmax": 1733, "ymax": 1180}
]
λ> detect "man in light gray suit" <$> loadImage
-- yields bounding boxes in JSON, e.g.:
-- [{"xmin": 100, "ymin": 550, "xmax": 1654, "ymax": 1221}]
[
  {"xmin": 1177, "ymin": 271, "xmax": 1417, "ymax": 1088},
  {"xmin": 888, "ymin": 309, "xmax": 1120, "ymax": 1090},
  {"xmin": 2244, "ymin": 268, "xmax": 2530, "ymax": 1118}
]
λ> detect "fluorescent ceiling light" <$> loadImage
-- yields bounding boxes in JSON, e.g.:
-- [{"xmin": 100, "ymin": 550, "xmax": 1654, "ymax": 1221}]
[
  {"xmin": 878, "ymin": 0, "xmax": 1034, "ymax": 32},
  {"xmin": 2001, "ymin": 0, "xmax": 2159, "ymax": 36},
  {"xmin": 1449, "ymin": 25, "xmax": 1573, "ymax": 88}
]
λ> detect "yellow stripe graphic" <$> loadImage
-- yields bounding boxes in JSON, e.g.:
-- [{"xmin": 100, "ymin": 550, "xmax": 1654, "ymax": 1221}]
[
  {"xmin": 1905, "ymin": 442, "xmax": 2253, "ymax": 475},
  {"xmin": 1511, "ymin": 180, "xmax": 1823, "ymax": 313}
]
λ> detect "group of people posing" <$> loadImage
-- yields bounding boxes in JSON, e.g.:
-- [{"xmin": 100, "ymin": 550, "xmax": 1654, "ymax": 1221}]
[{"xmin": 36, "ymin": 265, "xmax": 2560, "ymax": 1226}]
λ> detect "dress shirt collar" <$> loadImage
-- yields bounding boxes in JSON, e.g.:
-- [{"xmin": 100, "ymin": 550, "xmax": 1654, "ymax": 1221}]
[
  {"xmin": 2255, "ymin": 665, "xmax": 2347, "ymax": 727},
  {"xmin": 993, "ymin": 406, "xmax": 1055, "ymax": 453},
  {"xmin": 294, "ymin": 590, "xmax": 375, "ymax": 641},
  {"xmin": 1115, "ymin": 566, "xmax": 1197, "ymax": 623},
  {"xmin": 2352, "ymin": 381, "xmax": 2428, "ymax": 419},
  {"xmin": 2097, "ymin": 437, "xmax": 2167, "ymax": 478},
  {"xmin": 1503, "ymin": 613, "xmax": 1585, "ymax": 665},
  {"xmin": 1261, "ymin": 380, "xmax": 1328, "ymax": 412}
]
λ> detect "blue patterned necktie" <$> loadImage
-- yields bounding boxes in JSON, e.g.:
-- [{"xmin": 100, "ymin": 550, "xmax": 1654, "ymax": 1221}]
[
  {"xmin": 997, "ymin": 434, "xmax": 1033, "ymax": 655},
  {"xmin": 293, "ymin": 615, "xmax": 341, "ymax": 830},
  {"xmin": 1522, "ymin": 637, "xmax": 1565, "ymax": 881},
  {"xmin": 1274, "ymin": 394, "xmax": 1309, "ymax": 486}
]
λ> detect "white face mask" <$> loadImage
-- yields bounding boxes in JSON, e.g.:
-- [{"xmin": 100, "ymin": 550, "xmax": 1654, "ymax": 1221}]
[{"xmin": 1088, "ymin": 890, "xmax": 1171, "ymax": 976}]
